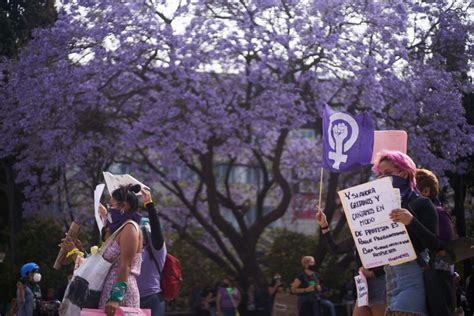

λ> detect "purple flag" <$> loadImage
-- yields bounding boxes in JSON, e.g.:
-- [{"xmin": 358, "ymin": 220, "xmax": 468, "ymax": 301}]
[{"xmin": 322, "ymin": 105, "xmax": 374, "ymax": 172}]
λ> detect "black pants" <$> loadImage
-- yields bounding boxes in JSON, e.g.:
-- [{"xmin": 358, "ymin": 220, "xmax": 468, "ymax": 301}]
[
  {"xmin": 424, "ymin": 269, "xmax": 455, "ymax": 316},
  {"xmin": 298, "ymin": 297, "xmax": 321, "ymax": 316}
]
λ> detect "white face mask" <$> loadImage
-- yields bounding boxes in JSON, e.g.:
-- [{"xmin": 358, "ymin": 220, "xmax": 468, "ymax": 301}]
[{"xmin": 33, "ymin": 273, "xmax": 42, "ymax": 283}]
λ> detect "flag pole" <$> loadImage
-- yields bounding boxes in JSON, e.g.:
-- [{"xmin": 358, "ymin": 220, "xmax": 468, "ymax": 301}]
[{"xmin": 318, "ymin": 167, "xmax": 324, "ymax": 210}]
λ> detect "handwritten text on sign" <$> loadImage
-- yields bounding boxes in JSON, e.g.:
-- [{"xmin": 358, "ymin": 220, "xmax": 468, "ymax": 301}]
[
  {"xmin": 354, "ymin": 272, "xmax": 368, "ymax": 307},
  {"xmin": 338, "ymin": 177, "xmax": 416, "ymax": 268}
]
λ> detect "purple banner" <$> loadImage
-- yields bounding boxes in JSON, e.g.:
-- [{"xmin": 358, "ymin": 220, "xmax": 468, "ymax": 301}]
[{"xmin": 322, "ymin": 105, "xmax": 374, "ymax": 172}]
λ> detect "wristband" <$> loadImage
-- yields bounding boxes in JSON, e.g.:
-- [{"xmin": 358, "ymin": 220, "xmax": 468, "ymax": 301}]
[
  {"xmin": 66, "ymin": 248, "xmax": 79, "ymax": 258},
  {"xmin": 108, "ymin": 281, "xmax": 128, "ymax": 303},
  {"xmin": 320, "ymin": 226, "xmax": 329, "ymax": 230},
  {"xmin": 144, "ymin": 200, "xmax": 154, "ymax": 208}
]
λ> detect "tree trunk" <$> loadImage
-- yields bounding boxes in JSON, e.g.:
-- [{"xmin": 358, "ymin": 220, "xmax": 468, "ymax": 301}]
[
  {"xmin": 0, "ymin": 159, "xmax": 23, "ymax": 265},
  {"xmin": 449, "ymin": 173, "xmax": 469, "ymax": 275},
  {"xmin": 239, "ymin": 254, "xmax": 271, "ymax": 316}
]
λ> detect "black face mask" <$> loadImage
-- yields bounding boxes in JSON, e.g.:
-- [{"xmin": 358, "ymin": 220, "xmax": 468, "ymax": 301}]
[{"xmin": 390, "ymin": 175, "xmax": 409, "ymax": 190}]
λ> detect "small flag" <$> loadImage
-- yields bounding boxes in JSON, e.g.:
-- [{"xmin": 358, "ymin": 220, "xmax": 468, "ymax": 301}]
[{"xmin": 322, "ymin": 105, "xmax": 374, "ymax": 172}]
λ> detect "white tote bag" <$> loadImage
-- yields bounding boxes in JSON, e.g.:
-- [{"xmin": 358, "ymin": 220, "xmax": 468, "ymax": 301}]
[{"xmin": 60, "ymin": 220, "xmax": 138, "ymax": 315}]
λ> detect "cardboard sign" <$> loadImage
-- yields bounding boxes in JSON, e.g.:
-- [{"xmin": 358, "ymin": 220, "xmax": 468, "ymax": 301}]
[
  {"xmin": 371, "ymin": 130, "xmax": 408, "ymax": 163},
  {"xmin": 338, "ymin": 177, "xmax": 417, "ymax": 268},
  {"xmin": 53, "ymin": 222, "xmax": 80, "ymax": 270},
  {"xmin": 94, "ymin": 184, "xmax": 106, "ymax": 234},
  {"xmin": 272, "ymin": 292, "xmax": 298, "ymax": 316},
  {"xmin": 103, "ymin": 171, "xmax": 150, "ymax": 195},
  {"xmin": 354, "ymin": 272, "xmax": 368, "ymax": 307}
]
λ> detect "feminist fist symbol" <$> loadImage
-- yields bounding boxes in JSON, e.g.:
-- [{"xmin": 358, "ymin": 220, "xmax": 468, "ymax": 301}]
[
  {"xmin": 326, "ymin": 112, "xmax": 360, "ymax": 170},
  {"xmin": 328, "ymin": 123, "xmax": 349, "ymax": 169}
]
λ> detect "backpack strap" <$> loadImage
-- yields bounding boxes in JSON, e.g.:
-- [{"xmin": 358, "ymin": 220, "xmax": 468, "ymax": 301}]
[{"xmin": 99, "ymin": 220, "xmax": 138, "ymax": 255}]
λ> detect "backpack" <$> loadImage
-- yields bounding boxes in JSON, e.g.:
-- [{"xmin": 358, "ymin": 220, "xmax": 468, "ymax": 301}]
[
  {"xmin": 143, "ymin": 228, "xmax": 182, "ymax": 301},
  {"xmin": 159, "ymin": 253, "xmax": 182, "ymax": 301}
]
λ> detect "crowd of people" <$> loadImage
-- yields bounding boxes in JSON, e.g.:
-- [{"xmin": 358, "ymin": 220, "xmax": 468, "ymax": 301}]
[
  {"xmin": 12, "ymin": 184, "xmax": 169, "ymax": 316},
  {"xmin": 8, "ymin": 150, "xmax": 474, "ymax": 316},
  {"xmin": 191, "ymin": 151, "xmax": 474, "ymax": 316}
]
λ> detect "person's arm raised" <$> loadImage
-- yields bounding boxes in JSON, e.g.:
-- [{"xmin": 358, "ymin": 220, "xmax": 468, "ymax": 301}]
[
  {"xmin": 142, "ymin": 189, "xmax": 165, "ymax": 250},
  {"xmin": 315, "ymin": 207, "xmax": 330, "ymax": 233}
]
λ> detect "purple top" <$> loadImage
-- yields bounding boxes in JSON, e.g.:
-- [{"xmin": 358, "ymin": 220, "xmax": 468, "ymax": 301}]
[
  {"xmin": 437, "ymin": 207, "xmax": 455, "ymax": 242},
  {"xmin": 218, "ymin": 287, "xmax": 240, "ymax": 309},
  {"xmin": 137, "ymin": 243, "xmax": 167, "ymax": 297}
]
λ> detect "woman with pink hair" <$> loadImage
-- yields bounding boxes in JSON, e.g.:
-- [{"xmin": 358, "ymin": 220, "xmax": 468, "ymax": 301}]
[{"xmin": 372, "ymin": 151, "xmax": 440, "ymax": 316}]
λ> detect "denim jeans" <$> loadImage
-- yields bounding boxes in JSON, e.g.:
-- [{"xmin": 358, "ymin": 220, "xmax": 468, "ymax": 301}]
[
  {"xmin": 384, "ymin": 261, "xmax": 427, "ymax": 315},
  {"xmin": 320, "ymin": 299, "xmax": 336, "ymax": 316},
  {"xmin": 140, "ymin": 292, "xmax": 166, "ymax": 316}
]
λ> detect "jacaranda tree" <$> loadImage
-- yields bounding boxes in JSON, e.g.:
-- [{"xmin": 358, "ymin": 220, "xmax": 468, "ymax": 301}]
[{"xmin": 1, "ymin": 0, "xmax": 472, "ymax": 305}]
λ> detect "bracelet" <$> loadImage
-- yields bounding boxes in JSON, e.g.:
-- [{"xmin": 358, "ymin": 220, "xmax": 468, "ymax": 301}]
[
  {"xmin": 144, "ymin": 200, "xmax": 154, "ymax": 208},
  {"xmin": 108, "ymin": 281, "xmax": 128, "ymax": 303},
  {"xmin": 320, "ymin": 226, "xmax": 329, "ymax": 230},
  {"xmin": 66, "ymin": 248, "xmax": 79, "ymax": 258}
]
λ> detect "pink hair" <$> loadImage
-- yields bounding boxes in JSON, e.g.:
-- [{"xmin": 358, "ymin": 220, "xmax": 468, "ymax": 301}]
[{"xmin": 372, "ymin": 150, "xmax": 417, "ymax": 188}]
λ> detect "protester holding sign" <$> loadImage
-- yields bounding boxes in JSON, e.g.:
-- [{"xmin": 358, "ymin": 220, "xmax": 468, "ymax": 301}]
[
  {"xmin": 315, "ymin": 209, "xmax": 386, "ymax": 316},
  {"xmin": 291, "ymin": 256, "xmax": 321, "ymax": 316},
  {"xmin": 373, "ymin": 151, "xmax": 440, "ymax": 316},
  {"xmin": 99, "ymin": 184, "xmax": 143, "ymax": 315}
]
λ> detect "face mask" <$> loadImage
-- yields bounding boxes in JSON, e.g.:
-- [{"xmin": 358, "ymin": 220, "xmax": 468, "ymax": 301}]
[
  {"xmin": 389, "ymin": 175, "xmax": 415, "ymax": 206},
  {"xmin": 106, "ymin": 208, "xmax": 128, "ymax": 233},
  {"xmin": 106, "ymin": 207, "xmax": 142, "ymax": 234},
  {"xmin": 108, "ymin": 207, "xmax": 125, "ymax": 222},
  {"xmin": 33, "ymin": 273, "xmax": 42, "ymax": 283},
  {"xmin": 390, "ymin": 175, "xmax": 409, "ymax": 190}
]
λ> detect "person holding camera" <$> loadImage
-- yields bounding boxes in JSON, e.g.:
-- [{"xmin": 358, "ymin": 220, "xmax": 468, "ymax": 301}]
[
  {"xmin": 268, "ymin": 273, "xmax": 285, "ymax": 315},
  {"xmin": 17, "ymin": 262, "xmax": 43, "ymax": 316},
  {"xmin": 268, "ymin": 273, "xmax": 285, "ymax": 309}
]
